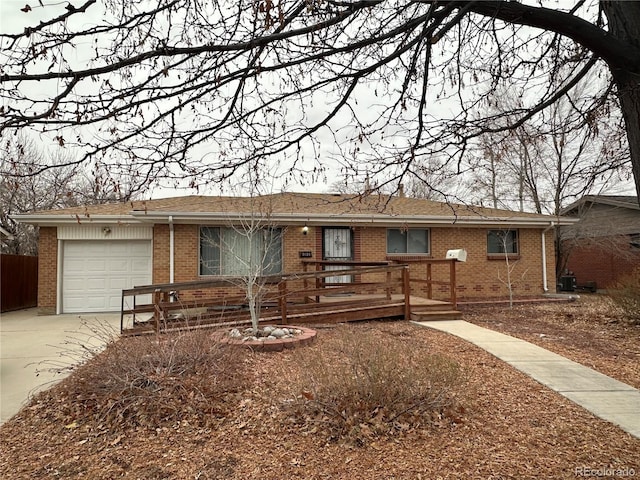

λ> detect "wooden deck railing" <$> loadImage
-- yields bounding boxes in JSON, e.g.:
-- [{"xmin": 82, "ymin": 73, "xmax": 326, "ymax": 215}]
[
  {"xmin": 120, "ymin": 263, "xmax": 412, "ymax": 334},
  {"xmin": 301, "ymin": 260, "xmax": 395, "ymax": 302},
  {"xmin": 389, "ymin": 258, "xmax": 459, "ymax": 309},
  {"xmin": 303, "ymin": 258, "xmax": 459, "ymax": 309}
]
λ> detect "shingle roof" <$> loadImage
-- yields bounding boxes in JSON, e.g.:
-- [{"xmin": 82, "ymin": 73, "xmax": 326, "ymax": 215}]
[
  {"xmin": 26, "ymin": 192, "xmax": 552, "ymax": 218},
  {"xmin": 561, "ymin": 195, "xmax": 640, "ymax": 214},
  {"xmin": 15, "ymin": 192, "xmax": 578, "ymax": 227}
]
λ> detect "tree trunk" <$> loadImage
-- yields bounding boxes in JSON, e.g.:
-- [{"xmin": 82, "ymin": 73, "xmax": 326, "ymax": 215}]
[
  {"xmin": 602, "ymin": 1, "xmax": 640, "ymax": 201},
  {"xmin": 613, "ymin": 70, "xmax": 640, "ymax": 199}
]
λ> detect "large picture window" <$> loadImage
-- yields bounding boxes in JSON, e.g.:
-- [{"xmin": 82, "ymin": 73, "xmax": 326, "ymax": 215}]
[
  {"xmin": 200, "ymin": 226, "xmax": 283, "ymax": 276},
  {"xmin": 387, "ymin": 228, "xmax": 430, "ymax": 254},
  {"xmin": 487, "ymin": 229, "xmax": 519, "ymax": 255}
]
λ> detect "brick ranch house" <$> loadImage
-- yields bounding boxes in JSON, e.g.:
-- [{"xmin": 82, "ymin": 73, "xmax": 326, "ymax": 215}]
[
  {"xmin": 14, "ymin": 192, "xmax": 577, "ymax": 315},
  {"xmin": 560, "ymin": 195, "xmax": 640, "ymax": 290}
]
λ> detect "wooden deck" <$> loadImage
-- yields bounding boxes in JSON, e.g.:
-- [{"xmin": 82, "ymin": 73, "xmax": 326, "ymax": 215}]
[{"xmin": 120, "ymin": 261, "xmax": 462, "ymax": 335}]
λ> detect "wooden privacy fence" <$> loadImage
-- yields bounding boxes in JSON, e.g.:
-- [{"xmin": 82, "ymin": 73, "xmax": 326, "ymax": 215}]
[
  {"xmin": 120, "ymin": 263, "xmax": 413, "ymax": 334},
  {"xmin": 1, "ymin": 254, "xmax": 38, "ymax": 312}
]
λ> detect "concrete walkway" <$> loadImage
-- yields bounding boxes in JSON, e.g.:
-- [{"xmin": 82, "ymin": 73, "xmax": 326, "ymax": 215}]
[
  {"xmin": 0, "ymin": 309, "xmax": 121, "ymax": 424},
  {"xmin": 414, "ymin": 320, "xmax": 640, "ymax": 439}
]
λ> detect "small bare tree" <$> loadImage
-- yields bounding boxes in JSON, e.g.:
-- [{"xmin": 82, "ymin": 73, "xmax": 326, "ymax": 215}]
[
  {"xmin": 490, "ymin": 228, "xmax": 528, "ymax": 308},
  {"xmin": 199, "ymin": 169, "xmax": 284, "ymax": 335}
]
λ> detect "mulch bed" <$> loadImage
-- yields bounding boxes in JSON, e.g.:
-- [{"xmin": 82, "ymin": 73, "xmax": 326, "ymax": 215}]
[{"xmin": 1, "ymin": 296, "xmax": 639, "ymax": 479}]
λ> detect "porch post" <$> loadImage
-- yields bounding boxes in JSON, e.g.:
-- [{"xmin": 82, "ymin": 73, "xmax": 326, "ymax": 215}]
[
  {"xmin": 278, "ymin": 280, "xmax": 288, "ymax": 325},
  {"xmin": 153, "ymin": 289, "xmax": 162, "ymax": 334},
  {"xmin": 302, "ymin": 262, "xmax": 309, "ymax": 303},
  {"xmin": 315, "ymin": 262, "xmax": 321, "ymax": 303},
  {"xmin": 403, "ymin": 266, "xmax": 411, "ymax": 320},
  {"xmin": 449, "ymin": 260, "xmax": 457, "ymax": 310},
  {"xmin": 386, "ymin": 269, "xmax": 392, "ymax": 299}
]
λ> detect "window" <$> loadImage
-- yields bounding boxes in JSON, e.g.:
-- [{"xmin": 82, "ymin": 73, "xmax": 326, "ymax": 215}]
[
  {"xmin": 387, "ymin": 228, "xmax": 430, "ymax": 254},
  {"xmin": 199, "ymin": 226, "xmax": 282, "ymax": 276},
  {"xmin": 487, "ymin": 229, "xmax": 518, "ymax": 255}
]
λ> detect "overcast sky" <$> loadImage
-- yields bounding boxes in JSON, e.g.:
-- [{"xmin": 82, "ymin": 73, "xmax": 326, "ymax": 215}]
[{"xmin": 1, "ymin": 1, "xmax": 635, "ymax": 203}]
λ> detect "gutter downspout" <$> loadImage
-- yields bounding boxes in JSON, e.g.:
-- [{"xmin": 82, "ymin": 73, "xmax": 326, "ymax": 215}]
[
  {"xmin": 541, "ymin": 222, "xmax": 555, "ymax": 293},
  {"xmin": 56, "ymin": 238, "xmax": 63, "ymax": 314},
  {"xmin": 169, "ymin": 216, "xmax": 175, "ymax": 286}
]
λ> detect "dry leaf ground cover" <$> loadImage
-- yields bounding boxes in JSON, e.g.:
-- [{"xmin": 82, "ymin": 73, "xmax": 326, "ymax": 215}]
[{"xmin": 1, "ymin": 296, "xmax": 639, "ymax": 479}]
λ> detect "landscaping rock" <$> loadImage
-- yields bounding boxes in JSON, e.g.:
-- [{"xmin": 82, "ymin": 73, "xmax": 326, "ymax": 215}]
[
  {"xmin": 262, "ymin": 326, "xmax": 275, "ymax": 335},
  {"xmin": 271, "ymin": 328, "xmax": 286, "ymax": 339}
]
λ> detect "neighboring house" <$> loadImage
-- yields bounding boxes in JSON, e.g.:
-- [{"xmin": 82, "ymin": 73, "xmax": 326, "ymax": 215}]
[
  {"xmin": 13, "ymin": 192, "xmax": 577, "ymax": 315},
  {"xmin": 560, "ymin": 195, "xmax": 640, "ymax": 290}
]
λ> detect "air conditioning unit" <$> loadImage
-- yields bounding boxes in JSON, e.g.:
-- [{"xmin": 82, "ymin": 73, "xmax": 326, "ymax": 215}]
[{"xmin": 446, "ymin": 249, "xmax": 467, "ymax": 262}]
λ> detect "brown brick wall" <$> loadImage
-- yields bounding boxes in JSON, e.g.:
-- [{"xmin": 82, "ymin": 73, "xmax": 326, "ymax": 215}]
[
  {"xmin": 153, "ymin": 224, "xmax": 201, "ymax": 283},
  {"xmin": 174, "ymin": 224, "xmax": 199, "ymax": 282},
  {"xmin": 564, "ymin": 237, "xmax": 640, "ymax": 289},
  {"xmin": 433, "ymin": 227, "xmax": 554, "ymax": 299},
  {"xmin": 162, "ymin": 224, "xmax": 555, "ymax": 301},
  {"xmin": 37, "ymin": 227, "xmax": 57, "ymax": 314},
  {"xmin": 284, "ymin": 225, "xmax": 318, "ymax": 271},
  {"xmin": 38, "ymin": 223, "xmax": 557, "ymax": 312},
  {"xmin": 153, "ymin": 224, "xmax": 170, "ymax": 284}
]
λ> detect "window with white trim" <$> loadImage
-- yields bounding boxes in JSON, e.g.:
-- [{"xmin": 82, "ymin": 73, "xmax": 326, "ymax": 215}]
[
  {"xmin": 386, "ymin": 228, "xmax": 430, "ymax": 254},
  {"xmin": 487, "ymin": 229, "xmax": 518, "ymax": 255},
  {"xmin": 199, "ymin": 226, "xmax": 283, "ymax": 276}
]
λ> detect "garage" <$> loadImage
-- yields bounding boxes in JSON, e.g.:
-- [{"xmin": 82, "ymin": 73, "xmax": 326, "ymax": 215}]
[{"xmin": 62, "ymin": 240, "xmax": 152, "ymax": 313}]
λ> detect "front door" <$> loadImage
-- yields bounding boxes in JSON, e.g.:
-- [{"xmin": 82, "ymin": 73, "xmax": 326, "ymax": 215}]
[{"xmin": 322, "ymin": 227, "xmax": 353, "ymax": 285}]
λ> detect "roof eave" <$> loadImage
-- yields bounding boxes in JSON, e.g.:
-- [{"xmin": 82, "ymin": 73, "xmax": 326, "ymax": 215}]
[
  {"xmin": 561, "ymin": 196, "xmax": 640, "ymax": 214},
  {"xmin": 12, "ymin": 210, "xmax": 579, "ymax": 227},
  {"xmin": 129, "ymin": 211, "xmax": 579, "ymax": 227},
  {"xmin": 10, "ymin": 214, "xmax": 143, "ymax": 226}
]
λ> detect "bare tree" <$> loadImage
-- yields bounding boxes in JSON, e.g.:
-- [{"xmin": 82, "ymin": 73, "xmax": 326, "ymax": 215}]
[
  {"xmin": 467, "ymin": 134, "xmax": 518, "ymax": 210},
  {"xmin": 489, "ymin": 228, "xmax": 528, "ymax": 308},
  {"xmin": 199, "ymin": 168, "xmax": 283, "ymax": 335},
  {"xmin": 466, "ymin": 77, "xmax": 630, "ymax": 215},
  {"xmin": 1, "ymin": 1, "xmax": 639, "ymax": 199},
  {"xmin": 1, "ymin": 133, "xmax": 143, "ymax": 254}
]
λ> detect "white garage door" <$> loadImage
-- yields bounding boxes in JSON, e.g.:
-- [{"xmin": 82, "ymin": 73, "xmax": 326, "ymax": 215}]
[{"xmin": 62, "ymin": 240, "xmax": 152, "ymax": 313}]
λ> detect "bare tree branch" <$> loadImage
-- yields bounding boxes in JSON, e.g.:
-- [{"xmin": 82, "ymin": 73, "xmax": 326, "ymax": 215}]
[{"xmin": 1, "ymin": 0, "xmax": 639, "ymax": 198}]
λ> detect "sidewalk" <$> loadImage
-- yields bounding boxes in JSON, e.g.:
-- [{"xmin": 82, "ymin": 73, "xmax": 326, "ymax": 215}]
[{"xmin": 413, "ymin": 320, "xmax": 640, "ymax": 439}]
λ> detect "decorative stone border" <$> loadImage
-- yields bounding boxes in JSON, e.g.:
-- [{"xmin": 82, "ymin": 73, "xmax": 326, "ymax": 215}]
[{"xmin": 214, "ymin": 325, "xmax": 317, "ymax": 352}]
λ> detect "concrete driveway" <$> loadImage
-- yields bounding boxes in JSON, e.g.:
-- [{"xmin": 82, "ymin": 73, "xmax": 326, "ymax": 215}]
[{"xmin": 0, "ymin": 309, "xmax": 122, "ymax": 424}]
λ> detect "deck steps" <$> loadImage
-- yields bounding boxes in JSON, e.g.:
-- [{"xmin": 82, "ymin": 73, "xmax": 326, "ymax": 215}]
[
  {"xmin": 410, "ymin": 300, "xmax": 461, "ymax": 321},
  {"xmin": 410, "ymin": 310, "xmax": 462, "ymax": 321}
]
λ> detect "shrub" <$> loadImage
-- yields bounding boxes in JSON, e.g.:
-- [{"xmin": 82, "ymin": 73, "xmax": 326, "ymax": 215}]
[
  {"xmin": 36, "ymin": 326, "xmax": 249, "ymax": 431},
  {"xmin": 608, "ymin": 267, "xmax": 640, "ymax": 325},
  {"xmin": 289, "ymin": 325, "xmax": 467, "ymax": 445}
]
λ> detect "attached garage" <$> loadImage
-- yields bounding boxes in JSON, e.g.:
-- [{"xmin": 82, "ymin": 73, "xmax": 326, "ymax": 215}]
[
  {"xmin": 61, "ymin": 240, "xmax": 152, "ymax": 313},
  {"xmin": 54, "ymin": 225, "xmax": 154, "ymax": 314}
]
